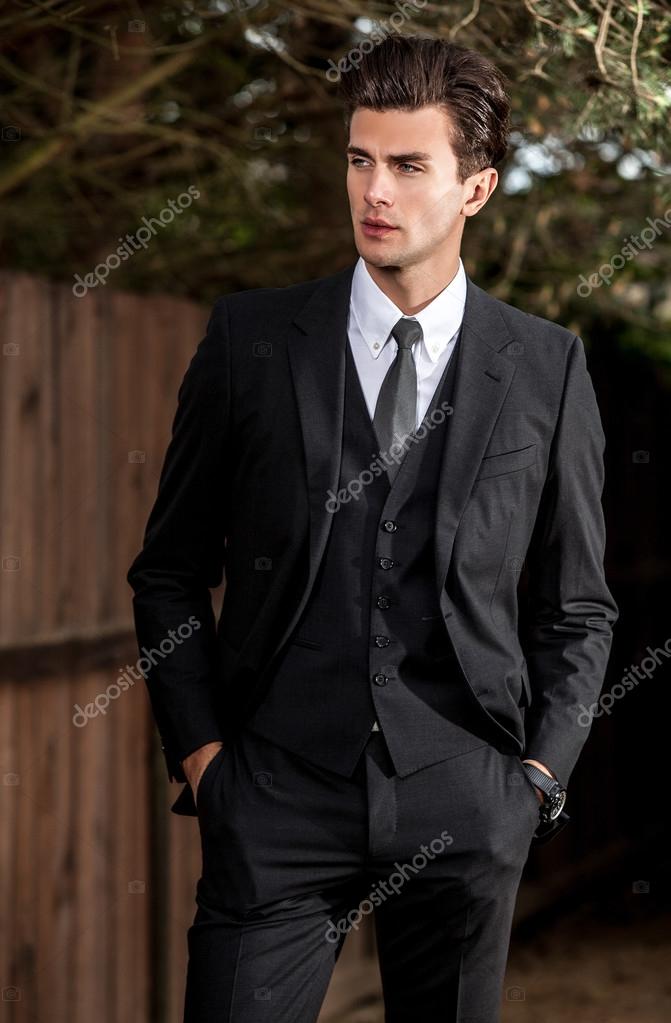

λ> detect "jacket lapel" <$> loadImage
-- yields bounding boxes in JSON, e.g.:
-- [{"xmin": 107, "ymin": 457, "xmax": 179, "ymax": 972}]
[
  {"xmin": 287, "ymin": 262, "xmax": 356, "ymax": 621},
  {"xmin": 433, "ymin": 275, "xmax": 518, "ymax": 598}
]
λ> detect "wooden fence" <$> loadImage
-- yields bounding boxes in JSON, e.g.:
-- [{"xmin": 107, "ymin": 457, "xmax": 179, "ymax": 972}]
[
  {"xmin": 0, "ymin": 270, "xmax": 635, "ymax": 1022},
  {"xmin": 0, "ymin": 271, "xmax": 382, "ymax": 1022}
]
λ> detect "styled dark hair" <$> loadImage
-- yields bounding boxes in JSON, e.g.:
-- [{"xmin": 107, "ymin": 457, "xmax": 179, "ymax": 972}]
[{"xmin": 337, "ymin": 35, "xmax": 511, "ymax": 183}]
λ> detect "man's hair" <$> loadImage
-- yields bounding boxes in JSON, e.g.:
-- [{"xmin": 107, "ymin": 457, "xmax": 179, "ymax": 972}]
[{"xmin": 337, "ymin": 35, "xmax": 511, "ymax": 183}]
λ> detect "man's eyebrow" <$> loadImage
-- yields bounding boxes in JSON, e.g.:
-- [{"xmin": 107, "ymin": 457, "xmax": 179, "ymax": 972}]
[{"xmin": 346, "ymin": 145, "xmax": 433, "ymax": 162}]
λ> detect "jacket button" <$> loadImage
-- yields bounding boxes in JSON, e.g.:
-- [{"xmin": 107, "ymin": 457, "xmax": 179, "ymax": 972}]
[
  {"xmin": 376, "ymin": 596, "xmax": 391, "ymax": 609},
  {"xmin": 374, "ymin": 635, "xmax": 390, "ymax": 648},
  {"xmin": 373, "ymin": 673, "xmax": 388, "ymax": 686},
  {"xmin": 378, "ymin": 557, "xmax": 394, "ymax": 570},
  {"xmin": 382, "ymin": 520, "xmax": 397, "ymax": 532}
]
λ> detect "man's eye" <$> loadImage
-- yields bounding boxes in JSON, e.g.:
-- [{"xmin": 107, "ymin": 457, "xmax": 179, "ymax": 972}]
[{"xmin": 348, "ymin": 159, "xmax": 421, "ymax": 173}]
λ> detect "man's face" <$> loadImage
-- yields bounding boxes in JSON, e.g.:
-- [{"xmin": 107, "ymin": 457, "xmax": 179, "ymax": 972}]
[{"xmin": 346, "ymin": 105, "xmax": 474, "ymax": 270}]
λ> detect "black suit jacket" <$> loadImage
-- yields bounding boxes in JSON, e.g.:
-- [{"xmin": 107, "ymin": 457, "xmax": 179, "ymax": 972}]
[{"xmin": 127, "ymin": 261, "xmax": 618, "ymax": 800}]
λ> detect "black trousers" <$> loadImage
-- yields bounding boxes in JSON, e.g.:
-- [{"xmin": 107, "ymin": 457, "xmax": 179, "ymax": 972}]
[{"xmin": 183, "ymin": 726, "xmax": 540, "ymax": 1023}]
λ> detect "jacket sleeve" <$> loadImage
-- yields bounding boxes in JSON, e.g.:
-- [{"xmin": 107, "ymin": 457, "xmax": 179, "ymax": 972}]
[
  {"xmin": 126, "ymin": 297, "xmax": 230, "ymax": 782},
  {"xmin": 522, "ymin": 334, "xmax": 619, "ymax": 789}
]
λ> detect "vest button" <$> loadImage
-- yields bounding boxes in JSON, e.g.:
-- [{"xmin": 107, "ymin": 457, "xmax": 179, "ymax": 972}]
[
  {"xmin": 374, "ymin": 635, "xmax": 390, "ymax": 648},
  {"xmin": 382, "ymin": 520, "xmax": 397, "ymax": 532},
  {"xmin": 378, "ymin": 557, "xmax": 394, "ymax": 570},
  {"xmin": 376, "ymin": 596, "xmax": 391, "ymax": 609},
  {"xmin": 373, "ymin": 673, "xmax": 388, "ymax": 686}
]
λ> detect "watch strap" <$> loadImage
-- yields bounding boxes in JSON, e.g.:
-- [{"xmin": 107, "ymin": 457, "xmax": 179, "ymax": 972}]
[{"xmin": 522, "ymin": 761, "xmax": 562, "ymax": 797}]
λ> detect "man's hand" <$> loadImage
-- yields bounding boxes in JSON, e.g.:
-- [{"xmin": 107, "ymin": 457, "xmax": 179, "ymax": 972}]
[
  {"xmin": 521, "ymin": 757, "xmax": 555, "ymax": 804},
  {"xmin": 182, "ymin": 741, "xmax": 225, "ymax": 802}
]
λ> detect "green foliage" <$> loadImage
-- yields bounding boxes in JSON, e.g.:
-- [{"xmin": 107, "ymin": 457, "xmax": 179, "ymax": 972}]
[{"xmin": 0, "ymin": 0, "xmax": 669, "ymax": 362}]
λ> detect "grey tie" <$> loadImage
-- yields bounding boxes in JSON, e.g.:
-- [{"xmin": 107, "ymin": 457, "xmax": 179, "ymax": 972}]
[{"xmin": 373, "ymin": 317, "xmax": 421, "ymax": 477}]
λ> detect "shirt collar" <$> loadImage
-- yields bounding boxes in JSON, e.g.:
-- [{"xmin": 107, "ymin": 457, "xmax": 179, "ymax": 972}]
[{"xmin": 350, "ymin": 255, "xmax": 467, "ymax": 364}]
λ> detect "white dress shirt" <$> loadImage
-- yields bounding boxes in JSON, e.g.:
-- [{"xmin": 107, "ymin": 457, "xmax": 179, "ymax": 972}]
[
  {"xmin": 347, "ymin": 255, "xmax": 467, "ymax": 431},
  {"xmin": 347, "ymin": 256, "xmax": 467, "ymax": 731}
]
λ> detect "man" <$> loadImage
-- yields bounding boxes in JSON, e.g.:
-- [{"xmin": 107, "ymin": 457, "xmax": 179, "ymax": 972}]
[{"xmin": 127, "ymin": 34, "xmax": 618, "ymax": 1023}]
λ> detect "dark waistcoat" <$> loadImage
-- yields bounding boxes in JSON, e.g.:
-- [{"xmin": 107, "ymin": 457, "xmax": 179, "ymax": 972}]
[{"xmin": 247, "ymin": 330, "xmax": 491, "ymax": 777}]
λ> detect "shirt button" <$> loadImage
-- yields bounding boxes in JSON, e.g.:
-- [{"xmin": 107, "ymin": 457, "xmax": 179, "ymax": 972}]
[
  {"xmin": 376, "ymin": 596, "xmax": 391, "ymax": 609},
  {"xmin": 374, "ymin": 635, "xmax": 390, "ymax": 648},
  {"xmin": 378, "ymin": 557, "xmax": 394, "ymax": 570},
  {"xmin": 381, "ymin": 520, "xmax": 397, "ymax": 532},
  {"xmin": 373, "ymin": 673, "xmax": 388, "ymax": 686}
]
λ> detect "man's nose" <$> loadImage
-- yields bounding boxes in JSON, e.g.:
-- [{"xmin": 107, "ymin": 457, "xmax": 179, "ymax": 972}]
[{"xmin": 363, "ymin": 169, "xmax": 394, "ymax": 207}]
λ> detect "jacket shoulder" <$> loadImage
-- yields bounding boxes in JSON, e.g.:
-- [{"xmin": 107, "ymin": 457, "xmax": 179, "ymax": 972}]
[
  {"xmin": 210, "ymin": 267, "xmax": 346, "ymax": 323},
  {"xmin": 489, "ymin": 293, "xmax": 577, "ymax": 349}
]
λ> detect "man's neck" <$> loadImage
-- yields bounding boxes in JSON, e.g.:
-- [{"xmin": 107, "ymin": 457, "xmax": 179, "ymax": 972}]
[{"xmin": 363, "ymin": 255, "xmax": 462, "ymax": 315}]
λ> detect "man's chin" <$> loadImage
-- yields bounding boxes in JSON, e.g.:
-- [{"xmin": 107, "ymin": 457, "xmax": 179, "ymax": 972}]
[
  {"xmin": 361, "ymin": 254, "xmax": 404, "ymax": 272},
  {"xmin": 355, "ymin": 238, "xmax": 404, "ymax": 270}
]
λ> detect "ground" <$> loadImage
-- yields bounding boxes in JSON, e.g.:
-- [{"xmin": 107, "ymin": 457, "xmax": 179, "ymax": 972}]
[{"xmin": 328, "ymin": 900, "xmax": 671, "ymax": 1022}]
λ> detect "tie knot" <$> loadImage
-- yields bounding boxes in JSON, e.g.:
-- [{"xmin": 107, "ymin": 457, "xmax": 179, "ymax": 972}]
[{"xmin": 391, "ymin": 317, "xmax": 423, "ymax": 350}]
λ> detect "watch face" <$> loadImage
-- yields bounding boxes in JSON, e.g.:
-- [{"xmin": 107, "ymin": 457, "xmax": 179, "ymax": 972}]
[{"xmin": 547, "ymin": 789, "xmax": 566, "ymax": 820}]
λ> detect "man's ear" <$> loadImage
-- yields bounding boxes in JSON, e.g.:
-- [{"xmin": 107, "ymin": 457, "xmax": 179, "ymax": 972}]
[{"xmin": 462, "ymin": 167, "xmax": 498, "ymax": 218}]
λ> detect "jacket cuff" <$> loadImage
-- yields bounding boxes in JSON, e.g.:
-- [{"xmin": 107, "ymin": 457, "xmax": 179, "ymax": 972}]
[{"xmin": 160, "ymin": 730, "xmax": 224, "ymax": 783}]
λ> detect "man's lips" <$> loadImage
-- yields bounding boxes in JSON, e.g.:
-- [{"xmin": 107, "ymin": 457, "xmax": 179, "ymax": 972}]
[{"xmin": 361, "ymin": 219, "xmax": 398, "ymax": 237}]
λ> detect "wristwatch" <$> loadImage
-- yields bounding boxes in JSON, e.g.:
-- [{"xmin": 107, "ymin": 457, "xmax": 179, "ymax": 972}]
[{"xmin": 522, "ymin": 762, "xmax": 567, "ymax": 824}]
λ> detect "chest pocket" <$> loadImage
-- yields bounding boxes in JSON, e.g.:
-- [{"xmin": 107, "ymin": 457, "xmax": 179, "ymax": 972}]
[{"xmin": 474, "ymin": 442, "xmax": 537, "ymax": 481}]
